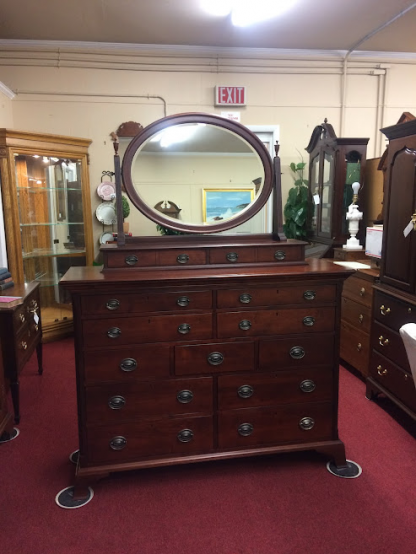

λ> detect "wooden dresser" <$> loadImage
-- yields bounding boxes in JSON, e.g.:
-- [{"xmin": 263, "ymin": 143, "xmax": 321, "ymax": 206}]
[
  {"xmin": 340, "ymin": 268, "xmax": 379, "ymax": 377},
  {"xmin": 62, "ymin": 251, "xmax": 352, "ymax": 496},
  {"xmin": 0, "ymin": 341, "xmax": 13, "ymax": 440}
]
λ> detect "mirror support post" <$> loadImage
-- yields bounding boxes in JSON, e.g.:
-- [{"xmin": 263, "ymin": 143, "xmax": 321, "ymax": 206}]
[
  {"xmin": 272, "ymin": 142, "xmax": 286, "ymax": 241},
  {"xmin": 111, "ymin": 135, "xmax": 126, "ymax": 247}
]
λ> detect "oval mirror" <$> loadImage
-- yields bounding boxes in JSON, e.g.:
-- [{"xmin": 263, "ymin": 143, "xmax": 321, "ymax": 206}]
[{"xmin": 122, "ymin": 113, "xmax": 273, "ymax": 234}]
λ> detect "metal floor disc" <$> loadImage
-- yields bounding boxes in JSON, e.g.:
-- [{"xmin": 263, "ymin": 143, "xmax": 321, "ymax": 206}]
[
  {"xmin": 326, "ymin": 459, "xmax": 362, "ymax": 478},
  {"xmin": 55, "ymin": 486, "xmax": 94, "ymax": 509}
]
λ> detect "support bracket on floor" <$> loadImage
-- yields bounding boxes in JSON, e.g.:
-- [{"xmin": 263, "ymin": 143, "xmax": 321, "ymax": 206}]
[{"xmin": 326, "ymin": 459, "xmax": 362, "ymax": 478}]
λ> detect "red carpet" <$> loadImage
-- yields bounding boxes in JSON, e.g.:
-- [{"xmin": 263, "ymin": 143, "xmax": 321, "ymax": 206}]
[{"xmin": 1, "ymin": 338, "xmax": 416, "ymax": 554}]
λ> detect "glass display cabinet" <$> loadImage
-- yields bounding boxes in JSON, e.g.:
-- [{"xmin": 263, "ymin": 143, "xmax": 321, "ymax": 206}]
[
  {"xmin": 0, "ymin": 129, "xmax": 93, "ymax": 341},
  {"xmin": 305, "ymin": 119, "xmax": 369, "ymax": 258}
]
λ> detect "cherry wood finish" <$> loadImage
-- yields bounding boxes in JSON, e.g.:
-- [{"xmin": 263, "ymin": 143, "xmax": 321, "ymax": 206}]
[
  {"xmin": 0, "ymin": 282, "xmax": 43, "ymax": 424},
  {"xmin": 61, "ymin": 259, "xmax": 352, "ymax": 495}
]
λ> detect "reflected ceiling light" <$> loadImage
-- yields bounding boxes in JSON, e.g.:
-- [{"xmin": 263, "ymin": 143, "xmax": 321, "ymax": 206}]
[
  {"xmin": 201, "ymin": 0, "xmax": 297, "ymax": 26},
  {"xmin": 200, "ymin": 0, "xmax": 233, "ymax": 17},
  {"xmin": 151, "ymin": 125, "xmax": 199, "ymax": 148}
]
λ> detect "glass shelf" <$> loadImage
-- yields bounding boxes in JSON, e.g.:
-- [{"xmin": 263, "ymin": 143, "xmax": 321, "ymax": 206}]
[
  {"xmin": 22, "ymin": 248, "xmax": 86, "ymax": 259},
  {"xmin": 20, "ymin": 221, "xmax": 85, "ymax": 227},
  {"xmin": 17, "ymin": 186, "xmax": 83, "ymax": 192}
]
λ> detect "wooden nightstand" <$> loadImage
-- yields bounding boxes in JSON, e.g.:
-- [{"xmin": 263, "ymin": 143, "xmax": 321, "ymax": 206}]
[{"xmin": 0, "ymin": 282, "xmax": 43, "ymax": 424}]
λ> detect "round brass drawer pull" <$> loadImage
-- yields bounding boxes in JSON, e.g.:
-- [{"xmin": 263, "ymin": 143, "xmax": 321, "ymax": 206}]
[
  {"xmin": 379, "ymin": 336, "xmax": 389, "ymax": 347},
  {"xmin": 290, "ymin": 346, "xmax": 305, "ymax": 360},
  {"xmin": 125, "ymin": 255, "xmax": 138, "ymax": 266},
  {"xmin": 377, "ymin": 365, "xmax": 388, "ymax": 376},
  {"xmin": 108, "ymin": 395, "xmax": 126, "ymax": 410},
  {"xmin": 21, "ymin": 341, "xmax": 28, "ymax": 350},
  {"xmin": 239, "ymin": 293, "xmax": 252, "ymax": 304},
  {"xmin": 120, "ymin": 358, "xmax": 137, "ymax": 372},
  {"xmin": 177, "ymin": 254, "xmax": 189, "ymax": 264},
  {"xmin": 274, "ymin": 250, "xmax": 286, "ymax": 261},
  {"xmin": 299, "ymin": 417, "xmax": 315, "ymax": 431},
  {"xmin": 107, "ymin": 327, "xmax": 121, "ymax": 339},
  {"xmin": 357, "ymin": 343, "xmax": 362, "ymax": 352},
  {"xmin": 177, "ymin": 429, "xmax": 194, "ymax": 443},
  {"xmin": 303, "ymin": 290, "xmax": 316, "ymax": 301},
  {"xmin": 110, "ymin": 436, "xmax": 127, "ymax": 450},
  {"xmin": 358, "ymin": 314, "xmax": 364, "ymax": 323},
  {"xmin": 226, "ymin": 252, "xmax": 239, "ymax": 263},
  {"xmin": 239, "ymin": 319, "xmax": 252, "ymax": 331},
  {"xmin": 178, "ymin": 323, "xmax": 191, "ymax": 335},
  {"xmin": 177, "ymin": 296, "xmax": 191, "ymax": 307},
  {"xmin": 303, "ymin": 316, "xmax": 315, "ymax": 327},
  {"xmin": 237, "ymin": 385, "xmax": 254, "ymax": 399},
  {"xmin": 238, "ymin": 423, "xmax": 254, "ymax": 437},
  {"xmin": 106, "ymin": 299, "xmax": 120, "ymax": 311},
  {"xmin": 300, "ymin": 380, "xmax": 316, "ymax": 393},
  {"xmin": 19, "ymin": 313, "xmax": 26, "ymax": 323},
  {"xmin": 380, "ymin": 305, "xmax": 391, "ymax": 316},
  {"xmin": 177, "ymin": 390, "xmax": 194, "ymax": 404},
  {"xmin": 34, "ymin": 324, "xmax": 39, "ymax": 332},
  {"xmin": 207, "ymin": 352, "xmax": 224, "ymax": 366},
  {"xmin": 359, "ymin": 287, "xmax": 366, "ymax": 296}
]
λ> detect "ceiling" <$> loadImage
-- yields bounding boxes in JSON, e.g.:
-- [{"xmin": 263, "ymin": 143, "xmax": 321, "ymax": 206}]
[{"xmin": 1, "ymin": 0, "xmax": 416, "ymax": 54}]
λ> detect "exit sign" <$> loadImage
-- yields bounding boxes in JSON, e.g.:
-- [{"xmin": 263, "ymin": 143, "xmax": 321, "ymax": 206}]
[{"xmin": 215, "ymin": 86, "xmax": 246, "ymax": 106}]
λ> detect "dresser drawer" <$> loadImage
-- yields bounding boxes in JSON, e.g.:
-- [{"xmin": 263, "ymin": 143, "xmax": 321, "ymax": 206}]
[
  {"xmin": 85, "ymin": 415, "xmax": 214, "ymax": 464},
  {"xmin": 217, "ymin": 307, "xmax": 335, "ymax": 338},
  {"xmin": 156, "ymin": 249, "xmax": 207, "ymax": 266},
  {"xmin": 105, "ymin": 250, "xmax": 156, "ymax": 268},
  {"xmin": 218, "ymin": 402, "xmax": 333, "ymax": 449},
  {"xmin": 175, "ymin": 341, "xmax": 255, "ymax": 375},
  {"xmin": 83, "ymin": 344, "xmax": 171, "ymax": 385},
  {"xmin": 81, "ymin": 290, "xmax": 212, "ymax": 315},
  {"xmin": 217, "ymin": 284, "xmax": 336, "ymax": 308},
  {"xmin": 208, "ymin": 246, "xmax": 256, "ymax": 264},
  {"xmin": 340, "ymin": 320, "xmax": 370, "ymax": 376},
  {"xmin": 83, "ymin": 313, "xmax": 213, "ymax": 347},
  {"xmin": 85, "ymin": 377, "xmax": 213, "ymax": 424},
  {"xmin": 255, "ymin": 245, "xmax": 304, "ymax": 263},
  {"xmin": 370, "ymin": 351, "xmax": 416, "ymax": 412},
  {"xmin": 371, "ymin": 321, "xmax": 409, "ymax": 371},
  {"xmin": 259, "ymin": 334, "xmax": 334, "ymax": 370},
  {"xmin": 373, "ymin": 290, "xmax": 416, "ymax": 332},
  {"xmin": 341, "ymin": 296, "xmax": 371, "ymax": 333},
  {"xmin": 217, "ymin": 368, "xmax": 333, "ymax": 410},
  {"xmin": 343, "ymin": 274, "xmax": 373, "ymax": 308},
  {"xmin": 15, "ymin": 325, "xmax": 41, "ymax": 369},
  {"xmin": 12, "ymin": 288, "xmax": 40, "ymax": 334}
]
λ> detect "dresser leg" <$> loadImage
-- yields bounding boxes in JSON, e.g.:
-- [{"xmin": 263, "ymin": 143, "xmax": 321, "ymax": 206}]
[
  {"xmin": 36, "ymin": 341, "xmax": 43, "ymax": 375},
  {"xmin": 316, "ymin": 441, "xmax": 347, "ymax": 468},
  {"xmin": 365, "ymin": 379, "xmax": 378, "ymax": 400},
  {"xmin": 10, "ymin": 378, "xmax": 20, "ymax": 425}
]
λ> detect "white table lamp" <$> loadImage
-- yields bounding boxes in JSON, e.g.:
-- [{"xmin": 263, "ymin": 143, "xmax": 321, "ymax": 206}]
[{"xmin": 343, "ymin": 182, "xmax": 363, "ymax": 250}]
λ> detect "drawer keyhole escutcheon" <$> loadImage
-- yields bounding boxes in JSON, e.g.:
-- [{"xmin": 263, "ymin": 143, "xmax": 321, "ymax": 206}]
[
  {"xmin": 377, "ymin": 365, "xmax": 388, "ymax": 376},
  {"xmin": 303, "ymin": 316, "xmax": 315, "ymax": 327},
  {"xmin": 110, "ymin": 436, "xmax": 127, "ymax": 450},
  {"xmin": 379, "ymin": 336, "xmax": 389, "ymax": 347},
  {"xmin": 207, "ymin": 352, "xmax": 224, "ymax": 366},
  {"xmin": 290, "ymin": 346, "xmax": 305, "ymax": 360},
  {"xmin": 238, "ymin": 423, "xmax": 254, "ymax": 437},
  {"xmin": 299, "ymin": 417, "xmax": 315, "ymax": 431},
  {"xmin": 359, "ymin": 287, "xmax": 366, "ymax": 296},
  {"xmin": 106, "ymin": 299, "xmax": 120, "ymax": 311},
  {"xmin": 303, "ymin": 290, "xmax": 316, "ymax": 301},
  {"xmin": 108, "ymin": 395, "xmax": 126, "ymax": 410},
  {"xmin": 239, "ymin": 319, "xmax": 252, "ymax": 331},
  {"xmin": 177, "ymin": 254, "xmax": 189, "ymax": 264},
  {"xmin": 177, "ymin": 296, "xmax": 191, "ymax": 307},
  {"xmin": 274, "ymin": 250, "xmax": 286, "ymax": 261},
  {"xmin": 125, "ymin": 255, "xmax": 138, "ymax": 266},
  {"xmin": 120, "ymin": 358, "xmax": 137, "ymax": 372},
  {"xmin": 300, "ymin": 380, "xmax": 316, "ymax": 393},
  {"xmin": 178, "ymin": 323, "xmax": 191, "ymax": 334},
  {"xmin": 107, "ymin": 327, "xmax": 122, "ymax": 339},
  {"xmin": 238, "ymin": 385, "xmax": 254, "ymax": 399},
  {"xmin": 177, "ymin": 429, "xmax": 194, "ymax": 443},
  {"xmin": 226, "ymin": 252, "xmax": 238, "ymax": 262},
  {"xmin": 239, "ymin": 293, "xmax": 252, "ymax": 304},
  {"xmin": 177, "ymin": 390, "xmax": 194, "ymax": 404},
  {"xmin": 380, "ymin": 305, "xmax": 391, "ymax": 316}
]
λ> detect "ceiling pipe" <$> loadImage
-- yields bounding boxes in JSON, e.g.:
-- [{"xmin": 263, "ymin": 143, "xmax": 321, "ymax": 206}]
[{"xmin": 340, "ymin": 2, "xmax": 416, "ymax": 135}]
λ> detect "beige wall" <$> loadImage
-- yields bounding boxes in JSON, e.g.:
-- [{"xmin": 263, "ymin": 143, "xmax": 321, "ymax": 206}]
[
  {"xmin": 1, "ymin": 47, "xmax": 416, "ymax": 255},
  {"xmin": 0, "ymin": 87, "xmax": 14, "ymax": 127}
]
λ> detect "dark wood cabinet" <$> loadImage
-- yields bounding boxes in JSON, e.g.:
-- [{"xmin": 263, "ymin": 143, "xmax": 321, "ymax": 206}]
[
  {"xmin": 305, "ymin": 119, "xmax": 369, "ymax": 257},
  {"xmin": 366, "ymin": 116, "xmax": 416, "ymax": 419}
]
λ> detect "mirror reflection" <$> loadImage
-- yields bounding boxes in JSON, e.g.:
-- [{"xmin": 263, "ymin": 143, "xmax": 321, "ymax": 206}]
[{"xmin": 130, "ymin": 123, "xmax": 265, "ymax": 227}]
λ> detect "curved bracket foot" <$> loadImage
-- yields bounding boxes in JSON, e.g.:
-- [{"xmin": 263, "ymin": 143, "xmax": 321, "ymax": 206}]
[
  {"xmin": 326, "ymin": 459, "xmax": 362, "ymax": 479},
  {"xmin": 55, "ymin": 486, "xmax": 94, "ymax": 509}
]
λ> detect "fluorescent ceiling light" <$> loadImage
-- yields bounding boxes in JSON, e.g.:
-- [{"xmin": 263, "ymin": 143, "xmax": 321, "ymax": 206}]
[
  {"xmin": 200, "ymin": 0, "xmax": 297, "ymax": 26},
  {"xmin": 151, "ymin": 125, "xmax": 199, "ymax": 148}
]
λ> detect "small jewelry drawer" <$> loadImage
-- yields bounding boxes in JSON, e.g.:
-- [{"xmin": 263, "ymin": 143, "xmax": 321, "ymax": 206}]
[
  {"xmin": 83, "ymin": 313, "xmax": 213, "ymax": 347},
  {"xmin": 85, "ymin": 377, "xmax": 213, "ymax": 423},
  {"xmin": 83, "ymin": 344, "xmax": 171, "ymax": 385},
  {"xmin": 217, "ymin": 402, "xmax": 333, "ymax": 449},
  {"xmin": 343, "ymin": 274, "xmax": 373, "ymax": 308},
  {"xmin": 259, "ymin": 333, "xmax": 335, "ymax": 370},
  {"xmin": 104, "ymin": 250, "xmax": 156, "ymax": 268},
  {"xmin": 217, "ymin": 307, "xmax": 335, "ymax": 338},
  {"xmin": 175, "ymin": 341, "xmax": 255, "ymax": 375},
  {"xmin": 81, "ymin": 290, "xmax": 212, "ymax": 315},
  {"xmin": 217, "ymin": 284, "xmax": 336, "ymax": 308},
  {"xmin": 217, "ymin": 368, "xmax": 333, "ymax": 410},
  {"xmin": 255, "ymin": 245, "xmax": 304, "ymax": 263},
  {"xmin": 370, "ymin": 351, "xmax": 416, "ymax": 412},
  {"xmin": 373, "ymin": 290, "xmax": 416, "ymax": 332},
  {"xmin": 341, "ymin": 296, "xmax": 371, "ymax": 333},
  {"xmin": 209, "ymin": 247, "xmax": 256, "ymax": 264},
  {"xmin": 15, "ymin": 325, "xmax": 39, "ymax": 368},
  {"xmin": 85, "ymin": 415, "xmax": 214, "ymax": 464},
  {"xmin": 156, "ymin": 249, "xmax": 207, "ymax": 266}
]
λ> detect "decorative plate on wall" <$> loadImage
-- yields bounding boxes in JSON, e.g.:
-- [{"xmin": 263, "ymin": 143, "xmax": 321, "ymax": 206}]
[
  {"xmin": 99, "ymin": 231, "xmax": 114, "ymax": 244},
  {"xmin": 95, "ymin": 202, "xmax": 117, "ymax": 225},
  {"xmin": 97, "ymin": 181, "xmax": 116, "ymax": 201}
]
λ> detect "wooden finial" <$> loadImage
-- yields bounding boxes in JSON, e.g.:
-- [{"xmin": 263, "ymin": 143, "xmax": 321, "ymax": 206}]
[{"xmin": 274, "ymin": 140, "xmax": 280, "ymax": 156}]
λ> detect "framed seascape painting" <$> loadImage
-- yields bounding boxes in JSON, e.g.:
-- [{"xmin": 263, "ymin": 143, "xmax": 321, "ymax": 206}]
[{"xmin": 203, "ymin": 188, "xmax": 255, "ymax": 223}]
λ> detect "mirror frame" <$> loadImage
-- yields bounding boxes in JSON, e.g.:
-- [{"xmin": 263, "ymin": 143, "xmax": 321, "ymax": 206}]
[{"xmin": 121, "ymin": 112, "xmax": 274, "ymax": 234}]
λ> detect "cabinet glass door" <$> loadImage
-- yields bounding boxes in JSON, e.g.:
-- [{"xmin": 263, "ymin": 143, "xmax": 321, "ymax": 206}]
[
  {"xmin": 310, "ymin": 154, "xmax": 319, "ymax": 234},
  {"xmin": 319, "ymin": 152, "xmax": 334, "ymax": 235}
]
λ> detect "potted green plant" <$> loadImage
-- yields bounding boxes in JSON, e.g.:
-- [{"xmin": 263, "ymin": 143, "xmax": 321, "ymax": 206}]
[
  {"xmin": 122, "ymin": 195, "xmax": 130, "ymax": 233},
  {"xmin": 283, "ymin": 160, "xmax": 309, "ymax": 240}
]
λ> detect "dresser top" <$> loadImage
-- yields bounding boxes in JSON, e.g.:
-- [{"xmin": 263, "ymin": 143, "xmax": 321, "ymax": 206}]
[{"xmin": 0, "ymin": 281, "xmax": 39, "ymax": 310}]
